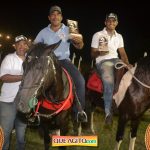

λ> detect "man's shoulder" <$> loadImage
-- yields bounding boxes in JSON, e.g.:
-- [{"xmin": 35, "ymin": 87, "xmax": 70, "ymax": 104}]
[
  {"xmin": 115, "ymin": 32, "xmax": 123, "ymax": 39},
  {"xmin": 93, "ymin": 30, "xmax": 107, "ymax": 38},
  {"xmin": 1, "ymin": 52, "xmax": 16, "ymax": 65},
  {"xmin": 40, "ymin": 26, "xmax": 50, "ymax": 32},
  {"xmin": 4, "ymin": 52, "xmax": 16, "ymax": 59}
]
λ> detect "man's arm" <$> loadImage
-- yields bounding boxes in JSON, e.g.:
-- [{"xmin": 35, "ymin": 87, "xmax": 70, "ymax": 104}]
[
  {"xmin": 118, "ymin": 47, "xmax": 130, "ymax": 64},
  {"xmin": 71, "ymin": 35, "xmax": 84, "ymax": 49},
  {"xmin": 91, "ymin": 47, "xmax": 109, "ymax": 59},
  {"xmin": 0, "ymin": 74, "xmax": 22, "ymax": 83}
]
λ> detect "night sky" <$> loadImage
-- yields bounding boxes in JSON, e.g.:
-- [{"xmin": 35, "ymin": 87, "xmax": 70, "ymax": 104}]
[{"xmin": 0, "ymin": 0, "xmax": 150, "ymax": 64}]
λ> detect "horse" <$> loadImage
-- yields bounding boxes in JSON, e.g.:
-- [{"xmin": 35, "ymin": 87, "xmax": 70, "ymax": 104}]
[
  {"xmin": 85, "ymin": 56, "xmax": 150, "ymax": 150},
  {"xmin": 15, "ymin": 41, "xmax": 82, "ymax": 150}
]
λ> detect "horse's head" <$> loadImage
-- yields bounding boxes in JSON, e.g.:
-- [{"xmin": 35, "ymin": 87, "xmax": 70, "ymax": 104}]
[{"xmin": 16, "ymin": 40, "xmax": 61, "ymax": 114}]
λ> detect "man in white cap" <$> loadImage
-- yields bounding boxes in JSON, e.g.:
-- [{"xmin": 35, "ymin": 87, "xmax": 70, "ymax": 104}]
[
  {"xmin": 0, "ymin": 35, "xmax": 28, "ymax": 150},
  {"xmin": 91, "ymin": 13, "xmax": 132, "ymax": 125}
]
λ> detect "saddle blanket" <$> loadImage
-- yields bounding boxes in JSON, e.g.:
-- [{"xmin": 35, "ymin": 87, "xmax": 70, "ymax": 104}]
[{"xmin": 113, "ymin": 64, "xmax": 137, "ymax": 107}]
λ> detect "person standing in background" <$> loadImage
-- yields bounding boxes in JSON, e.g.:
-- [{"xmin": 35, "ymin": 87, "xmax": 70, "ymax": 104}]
[{"xmin": 0, "ymin": 35, "xmax": 29, "ymax": 150}]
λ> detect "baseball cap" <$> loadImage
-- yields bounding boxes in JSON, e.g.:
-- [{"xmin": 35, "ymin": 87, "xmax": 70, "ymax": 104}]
[
  {"xmin": 15, "ymin": 35, "xmax": 27, "ymax": 43},
  {"xmin": 106, "ymin": 13, "xmax": 118, "ymax": 21},
  {"xmin": 49, "ymin": 5, "xmax": 62, "ymax": 14}
]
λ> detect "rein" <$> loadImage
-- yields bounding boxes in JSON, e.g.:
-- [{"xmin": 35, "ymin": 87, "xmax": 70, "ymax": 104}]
[
  {"xmin": 22, "ymin": 55, "xmax": 57, "ymax": 108},
  {"xmin": 115, "ymin": 61, "xmax": 150, "ymax": 89},
  {"xmin": 26, "ymin": 55, "xmax": 74, "ymax": 119}
]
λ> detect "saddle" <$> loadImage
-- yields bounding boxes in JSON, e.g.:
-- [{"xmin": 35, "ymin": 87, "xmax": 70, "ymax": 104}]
[{"xmin": 87, "ymin": 67, "xmax": 126, "ymax": 94}]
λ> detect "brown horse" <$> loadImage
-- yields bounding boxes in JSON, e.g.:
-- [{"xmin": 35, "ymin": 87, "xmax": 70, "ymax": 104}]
[
  {"xmin": 15, "ymin": 41, "xmax": 83, "ymax": 150},
  {"xmin": 85, "ymin": 56, "xmax": 150, "ymax": 150}
]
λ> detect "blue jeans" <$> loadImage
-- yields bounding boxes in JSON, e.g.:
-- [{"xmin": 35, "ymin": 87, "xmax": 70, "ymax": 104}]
[
  {"xmin": 0, "ymin": 101, "xmax": 27, "ymax": 150},
  {"xmin": 59, "ymin": 59, "xmax": 85, "ymax": 113},
  {"xmin": 96, "ymin": 58, "xmax": 119, "ymax": 116}
]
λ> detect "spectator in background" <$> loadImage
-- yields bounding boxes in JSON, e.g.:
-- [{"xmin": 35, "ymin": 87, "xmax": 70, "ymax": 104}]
[{"xmin": 0, "ymin": 35, "xmax": 29, "ymax": 150}]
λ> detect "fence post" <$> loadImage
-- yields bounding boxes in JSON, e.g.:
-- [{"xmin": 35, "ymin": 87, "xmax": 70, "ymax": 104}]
[{"xmin": 71, "ymin": 53, "xmax": 76, "ymax": 64}]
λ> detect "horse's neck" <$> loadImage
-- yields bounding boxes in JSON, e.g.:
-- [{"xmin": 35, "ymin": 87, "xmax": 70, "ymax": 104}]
[
  {"xmin": 47, "ymin": 56, "xmax": 64, "ymax": 100},
  {"xmin": 46, "ymin": 68, "xmax": 69, "ymax": 101},
  {"xmin": 54, "ymin": 67, "xmax": 64, "ymax": 99}
]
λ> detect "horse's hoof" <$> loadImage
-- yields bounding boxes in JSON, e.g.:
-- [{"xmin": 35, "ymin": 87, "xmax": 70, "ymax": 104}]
[{"xmin": 105, "ymin": 114, "xmax": 113, "ymax": 125}]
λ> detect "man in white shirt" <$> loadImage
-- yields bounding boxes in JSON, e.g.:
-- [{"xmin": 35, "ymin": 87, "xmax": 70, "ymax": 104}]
[
  {"xmin": 0, "ymin": 35, "xmax": 28, "ymax": 150},
  {"xmin": 91, "ymin": 13, "xmax": 132, "ymax": 125}
]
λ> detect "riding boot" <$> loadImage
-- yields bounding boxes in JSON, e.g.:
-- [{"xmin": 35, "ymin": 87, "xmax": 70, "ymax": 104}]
[{"xmin": 105, "ymin": 113, "xmax": 113, "ymax": 125}]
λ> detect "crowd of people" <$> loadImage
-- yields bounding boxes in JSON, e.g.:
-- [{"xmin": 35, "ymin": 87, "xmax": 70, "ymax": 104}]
[{"xmin": 0, "ymin": 5, "xmax": 132, "ymax": 150}]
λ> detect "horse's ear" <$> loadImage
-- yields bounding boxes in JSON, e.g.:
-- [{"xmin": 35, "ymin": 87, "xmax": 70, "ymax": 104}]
[{"xmin": 46, "ymin": 40, "xmax": 62, "ymax": 53}]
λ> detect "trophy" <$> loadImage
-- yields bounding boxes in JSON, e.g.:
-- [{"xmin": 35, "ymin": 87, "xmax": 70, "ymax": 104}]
[
  {"xmin": 98, "ymin": 36, "xmax": 109, "ymax": 52},
  {"xmin": 67, "ymin": 19, "xmax": 82, "ymax": 39}
]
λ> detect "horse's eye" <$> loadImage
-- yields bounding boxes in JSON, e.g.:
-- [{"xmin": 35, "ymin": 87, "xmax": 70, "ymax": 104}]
[{"xmin": 28, "ymin": 56, "xmax": 32, "ymax": 62}]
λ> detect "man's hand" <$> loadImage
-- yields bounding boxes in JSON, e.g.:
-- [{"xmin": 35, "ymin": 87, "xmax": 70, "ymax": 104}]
[
  {"xmin": 126, "ymin": 64, "xmax": 133, "ymax": 69},
  {"xmin": 70, "ymin": 34, "xmax": 84, "ymax": 49}
]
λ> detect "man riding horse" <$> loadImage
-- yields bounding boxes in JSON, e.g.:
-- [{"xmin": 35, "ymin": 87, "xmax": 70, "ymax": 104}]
[
  {"xmin": 34, "ymin": 5, "xmax": 87, "ymax": 122},
  {"xmin": 91, "ymin": 13, "xmax": 132, "ymax": 125}
]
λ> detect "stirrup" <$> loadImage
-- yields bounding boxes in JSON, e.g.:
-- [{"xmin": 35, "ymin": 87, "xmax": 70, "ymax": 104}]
[
  {"xmin": 28, "ymin": 114, "xmax": 40, "ymax": 126},
  {"xmin": 77, "ymin": 111, "xmax": 88, "ymax": 123}
]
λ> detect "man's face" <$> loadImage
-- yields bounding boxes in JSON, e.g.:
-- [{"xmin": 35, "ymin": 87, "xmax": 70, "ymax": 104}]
[
  {"xmin": 48, "ymin": 11, "xmax": 62, "ymax": 26},
  {"xmin": 105, "ymin": 18, "xmax": 118, "ymax": 30},
  {"xmin": 15, "ymin": 40, "xmax": 28, "ymax": 56}
]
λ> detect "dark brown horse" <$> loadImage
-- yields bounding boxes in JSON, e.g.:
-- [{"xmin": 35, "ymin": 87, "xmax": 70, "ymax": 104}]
[
  {"xmin": 85, "ymin": 56, "xmax": 150, "ymax": 150},
  {"xmin": 15, "ymin": 41, "xmax": 81, "ymax": 150}
]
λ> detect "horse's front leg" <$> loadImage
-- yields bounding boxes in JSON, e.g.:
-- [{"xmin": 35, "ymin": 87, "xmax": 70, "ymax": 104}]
[
  {"xmin": 128, "ymin": 118, "xmax": 140, "ymax": 150},
  {"xmin": 43, "ymin": 127, "xmax": 50, "ymax": 150},
  {"xmin": 71, "ymin": 111, "xmax": 81, "ymax": 135},
  {"xmin": 81, "ymin": 101, "xmax": 96, "ymax": 134},
  {"xmin": 114, "ymin": 114, "xmax": 128, "ymax": 150}
]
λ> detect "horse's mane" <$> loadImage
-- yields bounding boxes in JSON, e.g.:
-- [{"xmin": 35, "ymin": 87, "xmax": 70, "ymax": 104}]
[
  {"xmin": 131, "ymin": 56, "xmax": 150, "ymax": 92},
  {"xmin": 27, "ymin": 43, "xmax": 50, "ymax": 57},
  {"xmin": 137, "ymin": 56, "xmax": 150, "ymax": 70},
  {"xmin": 25, "ymin": 42, "xmax": 64, "ymax": 101}
]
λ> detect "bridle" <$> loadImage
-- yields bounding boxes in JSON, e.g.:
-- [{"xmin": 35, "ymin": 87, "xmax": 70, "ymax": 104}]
[
  {"xmin": 20, "ymin": 55, "xmax": 57, "ymax": 109},
  {"xmin": 20, "ymin": 53, "xmax": 74, "ymax": 121}
]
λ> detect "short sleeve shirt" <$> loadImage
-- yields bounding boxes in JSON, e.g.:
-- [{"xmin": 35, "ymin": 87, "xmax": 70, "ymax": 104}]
[
  {"xmin": 34, "ymin": 24, "xmax": 70, "ymax": 60},
  {"xmin": 0, "ymin": 52, "xmax": 23, "ymax": 102},
  {"xmin": 91, "ymin": 28, "xmax": 124, "ymax": 63}
]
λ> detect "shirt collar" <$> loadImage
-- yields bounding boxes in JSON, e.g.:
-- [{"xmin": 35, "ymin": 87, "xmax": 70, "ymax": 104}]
[
  {"xmin": 103, "ymin": 27, "xmax": 117, "ymax": 36},
  {"xmin": 48, "ymin": 23, "xmax": 65, "ymax": 32}
]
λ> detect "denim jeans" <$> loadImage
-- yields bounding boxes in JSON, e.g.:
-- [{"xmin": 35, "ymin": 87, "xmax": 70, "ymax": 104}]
[
  {"xmin": 59, "ymin": 59, "xmax": 85, "ymax": 114},
  {"xmin": 96, "ymin": 58, "xmax": 120, "ymax": 116},
  {"xmin": 0, "ymin": 101, "xmax": 27, "ymax": 150}
]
